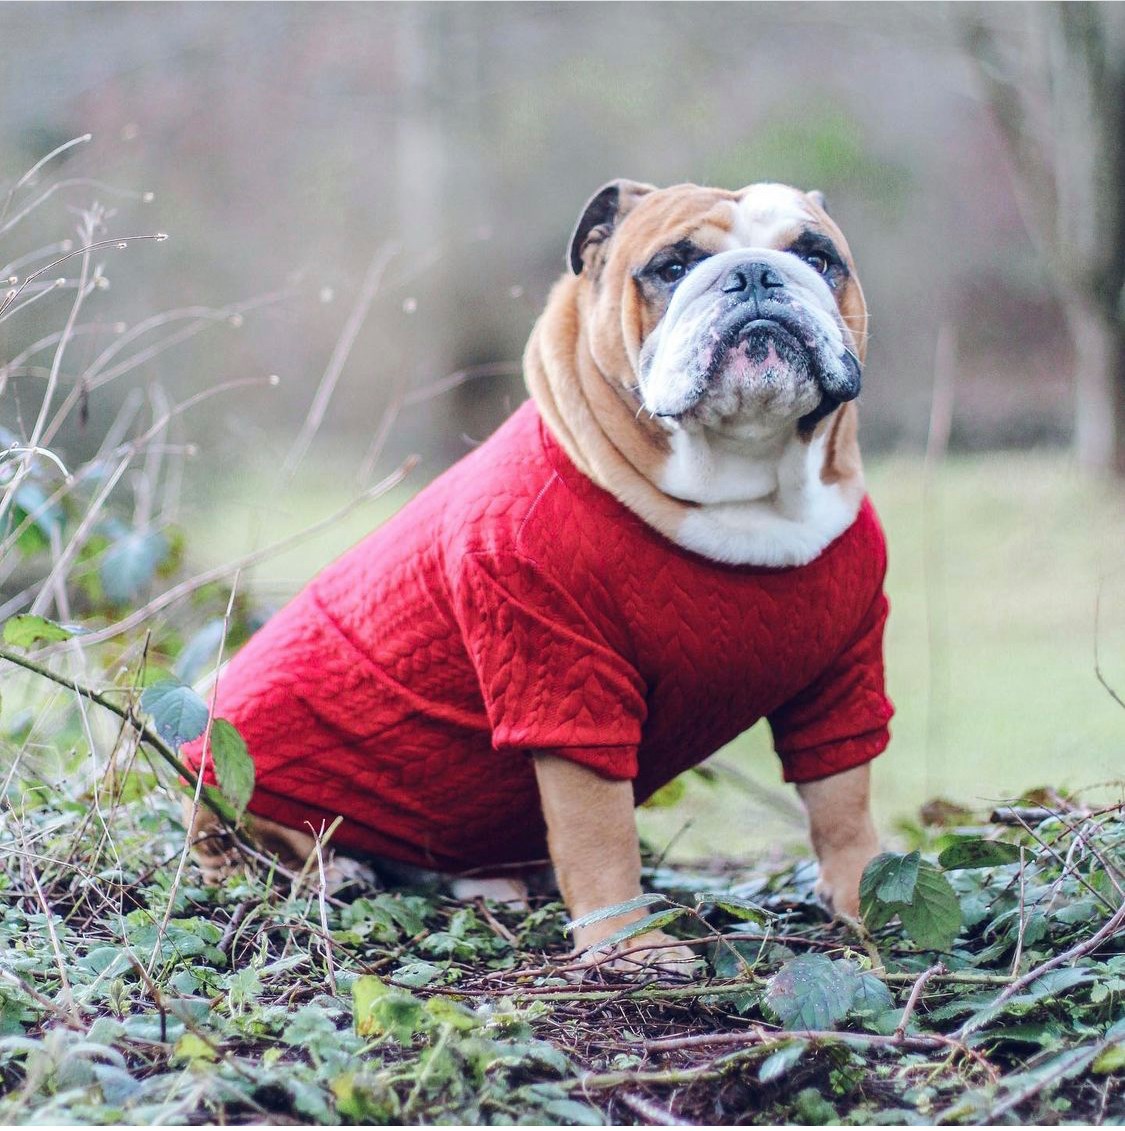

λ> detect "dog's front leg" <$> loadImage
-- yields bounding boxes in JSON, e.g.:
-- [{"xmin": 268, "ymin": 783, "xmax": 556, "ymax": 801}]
[
  {"xmin": 797, "ymin": 762, "xmax": 881, "ymax": 918},
  {"xmin": 533, "ymin": 753, "xmax": 696, "ymax": 975}
]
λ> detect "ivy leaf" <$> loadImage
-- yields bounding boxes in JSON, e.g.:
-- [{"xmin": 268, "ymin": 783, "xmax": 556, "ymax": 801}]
[
  {"xmin": 100, "ymin": 529, "xmax": 169, "ymax": 604},
  {"xmin": 210, "ymin": 719, "xmax": 254, "ymax": 820},
  {"xmin": 765, "ymin": 953, "xmax": 860, "ymax": 1031},
  {"xmin": 2, "ymin": 614, "xmax": 75, "ymax": 648},
  {"xmin": 938, "ymin": 838, "xmax": 1023, "ymax": 870},
  {"xmin": 140, "ymin": 679, "xmax": 209, "ymax": 749}
]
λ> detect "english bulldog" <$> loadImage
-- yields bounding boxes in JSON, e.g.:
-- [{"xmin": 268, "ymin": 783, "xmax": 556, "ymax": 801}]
[{"xmin": 185, "ymin": 180, "xmax": 891, "ymax": 975}]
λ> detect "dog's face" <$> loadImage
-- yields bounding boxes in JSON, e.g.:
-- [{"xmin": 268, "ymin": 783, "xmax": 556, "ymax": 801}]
[{"xmin": 570, "ymin": 181, "xmax": 868, "ymax": 443}]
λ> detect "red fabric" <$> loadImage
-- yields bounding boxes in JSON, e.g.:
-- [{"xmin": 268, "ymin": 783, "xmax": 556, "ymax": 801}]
[{"xmin": 184, "ymin": 400, "xmax": 893, "ymax": 873}]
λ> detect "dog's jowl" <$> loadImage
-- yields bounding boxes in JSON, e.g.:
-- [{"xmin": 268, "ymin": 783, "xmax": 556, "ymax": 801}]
[{"xmin": 184, "ymin": 180, "xmax": 893, "ymax": 974}]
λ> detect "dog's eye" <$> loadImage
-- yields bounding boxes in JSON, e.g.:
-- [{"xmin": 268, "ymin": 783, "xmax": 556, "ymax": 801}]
[
  {"xmin": 804, "ymin": 252, "xmax": 831, "ymax": 276},
  {"xmin": 656, "ymin": 260, "xmax": 687, "ymax": 284}
]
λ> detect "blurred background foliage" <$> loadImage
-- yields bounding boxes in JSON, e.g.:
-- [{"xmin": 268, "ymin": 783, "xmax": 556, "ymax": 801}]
[{"xmin": 1, "ymin": 1, "xmax": 1122, "ymax": 853}]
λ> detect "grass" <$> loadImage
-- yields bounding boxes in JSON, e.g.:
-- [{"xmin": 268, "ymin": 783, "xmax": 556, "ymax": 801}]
[{"xmin": 181, "ymin": 445, "xmax": 1125, "ymax": 859}]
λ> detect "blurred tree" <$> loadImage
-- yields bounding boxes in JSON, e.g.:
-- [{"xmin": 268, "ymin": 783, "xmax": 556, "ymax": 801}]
[{"xmin": 963, "ymin": 2, "xmax": 1125, "ymax": 474}]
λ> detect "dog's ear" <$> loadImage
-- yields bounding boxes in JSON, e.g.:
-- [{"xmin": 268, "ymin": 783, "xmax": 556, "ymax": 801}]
[
  {"xmin": 806, "ymin": 189, "xmax": 829, "ymax": 214},
  {"xmin": 568, "ymin": 179, "xmax": 654, "ymax": 275}
]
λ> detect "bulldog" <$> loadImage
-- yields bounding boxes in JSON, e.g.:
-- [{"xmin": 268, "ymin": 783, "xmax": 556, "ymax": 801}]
[{"xmin": 184, "ymin": 180, "xmax": 892, "ymax": 974}]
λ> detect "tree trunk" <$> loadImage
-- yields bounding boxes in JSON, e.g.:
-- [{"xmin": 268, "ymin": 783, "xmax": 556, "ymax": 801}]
[{"xmin": 1064, "ymin": 298, "xmax": 1125, "ymax": 473}]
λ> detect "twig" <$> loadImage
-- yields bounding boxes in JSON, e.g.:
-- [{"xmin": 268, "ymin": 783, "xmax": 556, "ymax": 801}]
[
  {"xmin": 894, "ymin": 962, "xmax": 945, "ymax": 1039},
  {"xmin": 1011, "ymin": 848, "xmax": 1027, "ymax": 976},
  {"xmin": 955, "ymin": 898, "xmax": 1125, "ymax": 1041},
  {"xmin": 0, "ymin": 970, "xmax": 88, "ymax": 1032},
  {"xmin": 984, "ymin": 1042, "xmax": 1112, "ymax": 1122},
  {"xmin": 1005, "ymin": 807, "xmax": 1117, "ymax": 913},
  {"xmin": 643, "ymin": 1025, "xmax": 999, "ymax": 1082},
  {"xmin": 283, "ymin": 243, "xmax": 398, "ymax": 477},
  {"xmin": 617, "ymin": 1091, "xmax": 684, "ymax": 1126},
  {"xmin": 25, "ymin": 861, "xmax": 78, "ymax": 1024},
  {"xmin": 40, "ymin": 457, "xmax": 417, "ymax": 649},
  {"xmin": 1093, "ymin": 562, "xmax": 1125, "ymax": 711},
  {"xmin": 218, "ymin": 900, "xmax": 259, "ymax": 957},
  {"xmin": 578, "ymin": 1064, "xmax": 723, "ymax": 1090},
  {"xmin": 0, "ymin": 645, "xmax": 231, "ymax": 826},
  {"xmin": 310, "ymin": 817, "xmax": 344, "ymax": 997},
  {"xmin": 148, "ymin": 574, "xmax": 240, "ymax": 976}
]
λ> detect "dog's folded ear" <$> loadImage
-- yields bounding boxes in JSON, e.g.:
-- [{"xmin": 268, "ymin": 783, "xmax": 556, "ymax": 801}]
[
  {"xmin": 806, "ymin": 189, "xmax": 829, "ymax": 214},
  {"xmin": 568, "ymin": 179, "xmax": 655, "ymax": 276}
]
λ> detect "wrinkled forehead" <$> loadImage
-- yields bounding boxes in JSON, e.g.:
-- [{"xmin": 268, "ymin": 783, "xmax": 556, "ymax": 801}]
[
  {"xmin": 617, "ymin": 182, "xmax": 847, "ymax": 261},
  {"xmin": 727, "ymin": 183, "xmax": 819, "ymax": 248}
]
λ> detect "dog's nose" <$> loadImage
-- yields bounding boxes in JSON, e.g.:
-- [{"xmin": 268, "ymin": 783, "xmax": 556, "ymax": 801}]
[{"xmin": 720, "ymin": 263, "xmax": 786, "ymax": 298}]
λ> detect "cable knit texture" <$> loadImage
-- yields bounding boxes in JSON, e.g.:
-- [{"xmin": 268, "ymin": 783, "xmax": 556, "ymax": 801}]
[{"xmin": 183, "ymin": 400, "xmax": 893, "ymax": 872}]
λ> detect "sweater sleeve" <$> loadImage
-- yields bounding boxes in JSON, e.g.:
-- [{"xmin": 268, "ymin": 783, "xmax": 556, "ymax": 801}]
[
  {"xmin": 767, "ymin": 589, "xmax": 894, "ymax": 783},
  {"xmin": 449, "ymin": 550, "xmax": 647, "ymax": 781}
]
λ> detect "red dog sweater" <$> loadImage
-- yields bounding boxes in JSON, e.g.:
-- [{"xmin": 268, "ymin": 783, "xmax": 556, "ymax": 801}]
[{"xmin": 184, "ymin": 400, "xmax": 892, "ymax": 872}]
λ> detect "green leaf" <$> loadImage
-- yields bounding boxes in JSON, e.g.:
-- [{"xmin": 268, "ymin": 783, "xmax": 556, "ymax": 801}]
[
  {"xmin": 642, "ymin": 777, "xmax": 686, "ymax": 808},
  {"xmin": 566, "ymin": 893, "xmax": 670, "ymax": 933},
  {"xmin": 141, "ymin": 679, "xmax": 209, "ymax": 749},
  {"xmin": 1092, "ymin": 1043, "xmax": 1125, "ymax": 1075},
  {"xmin": 696, "ymin": 892, "xmax": 772, "ymax": 925},
  {"xmin": 861, "ymin": 851, "xmax": 921, "ymax": 907},
  {"xmin": 938, "ymin": 838, "xmax": 1023, "ymax": 870},
  {"xmin": 542, "ymin": 1099, "xmax": 605, "ymax": 1126},
  {"xmin": 851, "ymin": 971, "xmax": 895, "ymax": 1016},
  {"xmin": 585, "ymin": 907, "xmax": 689, "ymax": 952},
  {"xmin": 173, "ymin": 1032, "xmax": 217, "ymax": 1064},
  {"xmin": 759, "ymin": 1039, "xmax": 809, "ymax": 1082},
  {"xmin": 173, "ymin": 619, "xmax": 227, "ymax": 684},
  {"xmin": 210, "ymin": 718, "xmax": 254, "ymax": 820},
  {"xmin": 100, "ymin": 529, "xmax": 169, "ymax": 604},
  {"xmin": 766, "ymin": 953, "xmax": 860, "ymax": 1031},
  {"xmin": 352, "ymin": 975, "xmax": 423, "ymax": 1043},
  {"xmin": 2, "ymin": 614, "xmax": 74, "ymax": 648},
  {"xmin": 1014, "ymin": 966, "xmax": 1095, "ymax": 1004},
  {"xmin": 896, "ymin": 861, "xmax": 962, "ymax": 951},
  {"xmin": 12, "ymin": 482, "xmax": 63, "ymax": 555},
  {"xmin": 392, "ymin": 961, "xmax": 443, "ymax": 988}
]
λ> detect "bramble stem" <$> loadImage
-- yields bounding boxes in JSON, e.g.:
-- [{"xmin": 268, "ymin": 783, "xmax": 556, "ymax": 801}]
[{"xmin": 0, "ymin": 644, "xmax": 230, "ymax": 825}]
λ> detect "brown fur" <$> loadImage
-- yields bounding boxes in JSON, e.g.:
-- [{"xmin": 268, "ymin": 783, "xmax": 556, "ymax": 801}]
[
  {"xmin": 191, "ymin": 182, "xmax": 879, "ymax": 975},
  {"xmin": 526, "ymin": 183, "xmax": 868, "ymax": 543}
]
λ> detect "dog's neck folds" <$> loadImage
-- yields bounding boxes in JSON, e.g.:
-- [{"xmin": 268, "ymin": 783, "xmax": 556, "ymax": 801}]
[{"xmin": 524, "ymin": 296, "xmax": 864, "ymax": 569}]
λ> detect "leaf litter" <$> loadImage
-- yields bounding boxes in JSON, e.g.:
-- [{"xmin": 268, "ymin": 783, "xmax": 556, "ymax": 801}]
[{"xmin": 0, "ymin": 759, "xmax": 1121, "ymax": 1125}]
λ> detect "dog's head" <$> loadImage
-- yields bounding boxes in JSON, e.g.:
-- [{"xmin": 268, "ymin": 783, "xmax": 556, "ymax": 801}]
[{"xmin": 569, "ymin": 180, "xmax": 868, "ymax": 443}]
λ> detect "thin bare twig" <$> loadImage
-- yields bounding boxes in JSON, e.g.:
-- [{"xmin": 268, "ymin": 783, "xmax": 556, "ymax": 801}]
[{"xmin": 895, "ymin": 962, "xmax": 945, "ymax": 1039}]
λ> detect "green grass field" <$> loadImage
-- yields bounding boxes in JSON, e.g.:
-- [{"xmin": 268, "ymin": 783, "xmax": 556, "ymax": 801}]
[{"xmin": 183, "ymin": 448, "xmax": 1125, "ymax": 858}]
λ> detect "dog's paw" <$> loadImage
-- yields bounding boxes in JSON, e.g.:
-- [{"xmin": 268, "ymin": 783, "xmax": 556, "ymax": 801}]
[
  {"xmin": 319, "ymin": 853, "xmax": 379, "ymax": 894},
  {"xmin": 574, "ymin": 930, "xmax": 701, "ymax": 980},
  {"xmin": 813, "ymin": 843, "xmax": 878, "ymax": 920},
  {"xmin": 450, "ymin": 877, "xmax": 530, "ymax": 907}
]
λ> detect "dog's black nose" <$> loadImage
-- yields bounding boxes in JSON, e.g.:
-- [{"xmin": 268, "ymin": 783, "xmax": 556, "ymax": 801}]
[{"xmin": 720, "ymin": 262, "xmax": 786, "ymax": 299}]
